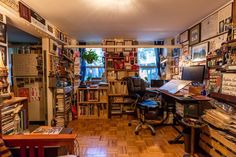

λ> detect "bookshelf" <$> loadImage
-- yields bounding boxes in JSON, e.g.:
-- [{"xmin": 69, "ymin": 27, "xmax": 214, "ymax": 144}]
[
  {"xmin": 54, "ymin": 86, "xmax": 72, "ymax": 127},
  {"xmin": 0, "ymin": 97, "xmax": 28, "ymax": 135},
  {"xmin": 103, "ymin": 39, "xmax": 138, "ymax": 118},
  {"xmin": 108, "ymin": 80, "xmax": 129, "ymax": 117},
  {"xmin": 77, "ymin": 87, "xmax": 108, "ymax": 119}
]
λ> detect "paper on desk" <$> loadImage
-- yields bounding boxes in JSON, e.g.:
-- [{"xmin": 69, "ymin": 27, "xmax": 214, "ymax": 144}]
[{"xmin": 159, "ymin": 79, "xmax": 191, "ymax": 94}]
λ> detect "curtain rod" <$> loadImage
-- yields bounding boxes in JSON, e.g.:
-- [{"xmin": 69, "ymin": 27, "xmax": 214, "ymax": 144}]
[{"xmin": 64, "ymin": 45, "xmax": 182, "ymax": 49}]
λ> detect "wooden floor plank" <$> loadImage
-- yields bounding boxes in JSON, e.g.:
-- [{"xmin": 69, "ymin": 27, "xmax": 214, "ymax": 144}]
[{"xmin": 68, "ymin": 118, "xmax": 188, "ymax": 157}]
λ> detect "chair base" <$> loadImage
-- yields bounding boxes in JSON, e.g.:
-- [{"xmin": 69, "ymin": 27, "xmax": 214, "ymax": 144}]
[{"xmin": 134, "ymin": 121, "xmax": 156, "ymax": 136}]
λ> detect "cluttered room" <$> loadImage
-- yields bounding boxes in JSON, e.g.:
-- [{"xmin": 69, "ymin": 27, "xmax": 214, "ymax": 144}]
[{"xmin": 0, "ymin": 0, "xmax": 236, "ymax": 157}]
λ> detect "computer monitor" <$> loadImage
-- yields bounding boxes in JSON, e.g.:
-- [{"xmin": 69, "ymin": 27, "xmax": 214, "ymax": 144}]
[
  {"xmin": 151, "ymin": 80, "xmax": 169, "ymax": 88},
  {"xmin": 181, "ymin": 65, "xmax": 205, "ymax": 83}
]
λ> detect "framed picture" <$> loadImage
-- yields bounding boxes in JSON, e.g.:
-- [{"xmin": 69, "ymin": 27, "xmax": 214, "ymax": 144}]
[
  {"xmin": 19, "ymin": 2, "xmax": 31, "ymax": 22},
  {"xmin": 106, "ymin": 41, "xmax": 115, "ymax": 53},
  {"xmin": 224, "ymin": 17, "xmax": 231, "ymax": 32},
  {"xmin": 180, "ymin": 30, "xmax": 188, "ymax": 43},
  {"xmin": 0, "ymin": 22, "xmax": 6, "ymax": 43},
  {"xmin": 0, "ymin": 45, "xmax": 7, "ymax": 66},
  {"xmin": 191, "ymin": 42, "xmax": 208, "ymax": 62},
  {"xmin": 124, "ymin": 40, "xmax": 133, "ymax": 52},
  {"xmin": 116, "ymin": 42, "xmax": 123, "ymax": 53},
  {"xmin": 219, "ymin": 20, "xmax": 224, "ymax": 33},
  {"xmin": 189, "ymin": 24, "xmax": 201, "ymax": 46}
]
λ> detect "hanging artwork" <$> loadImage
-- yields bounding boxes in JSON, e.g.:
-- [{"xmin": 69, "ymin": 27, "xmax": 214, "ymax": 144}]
[
  {"xmin": 180, "ymin": 30, "xmax": 189, "ymax": 43},
  {"xmin": 191, "ymin": 42, "xmax": 208, "ymax": 62},
  {"xmin": 116, "ymin": 42, "xmax": 123, "ymax": 53},
  {"xmin": 0, "ymin": 45, "xmax": 6, "ymax": 66},
  {"xmin": 189, "ymin": 24, "xmax": 201, "ymax": 46},
  {"xmin": 0, "ymin": 22, "xmax": 6, "ymax": 43}
]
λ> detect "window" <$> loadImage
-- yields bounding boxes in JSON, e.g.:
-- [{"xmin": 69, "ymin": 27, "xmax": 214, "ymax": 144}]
[
  {"xmin": 138, "ymin": 48, "xmax": 159, "ymax": 82},
  {"xmin": 84, "ymin": 48, "xmax": 105, "ymax": 80}
]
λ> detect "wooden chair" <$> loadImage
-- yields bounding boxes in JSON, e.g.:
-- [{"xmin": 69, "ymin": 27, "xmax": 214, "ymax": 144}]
[{"xmin": 1, "ymin": 134, "xmax": 79, "ymax": 157}]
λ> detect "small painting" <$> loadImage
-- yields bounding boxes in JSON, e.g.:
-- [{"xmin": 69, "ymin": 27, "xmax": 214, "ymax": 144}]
[
  {"xmin": 189, "ymin": 24, "xmax": 200, "ymax": 46},
  {"xmin": 191, "ymin": 42, "xmax": 208, "ymax": 62}
]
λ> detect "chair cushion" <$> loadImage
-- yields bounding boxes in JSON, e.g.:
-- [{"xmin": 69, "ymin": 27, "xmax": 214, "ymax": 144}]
[
  {"xmin": 0, "ymin": 139, "xmax": 12, "ymax": 157},
  {"xmin": 138, "ymin": 99, "xmax": 160, "ymax": 109}
]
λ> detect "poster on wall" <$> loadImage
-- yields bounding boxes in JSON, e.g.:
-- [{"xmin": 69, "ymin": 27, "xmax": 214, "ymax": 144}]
[
  {"xmin": 46, "ymin": 22, "xmax": 54, "ymax": 37},
  {"xmin": 208, "ymin": 33, "xmax": 227, "ymax": 52},
  {"xmin": 18, "ymin": 88, "xmax": 30, "ymax": 102},
  {"xmin": 30, "ymin": 9, "xmax": 46, "ymax": 31},
  {"xmin": 0, "ymin": 45, "xmax": 7, "ymax": 66},
  {"xmin": 19, "ymin": 2, "xmax": 31, "ymax": 22},
  {"xmin": 191, "ymin": 42, "xmax": 208, "ymax": 62},
  {"xmin": 106, "ymin": 41, "xmax": 115, "ymax": 53},
  {"xmin": 217, "ymin": 4, "xmax": 232, "ymax": 34},
  {"xmin": 0, "ymin": 22, "xmax": 6, "ymax": 43},
  {"xmin": 180, "ymin": 30, "xmax": 188, "ymax": 43},
  {"xmin": 189, "ymin": 24, "xmax": 201, "ymax": 46},
  {"xmin": 201, "ymin": 13, "xmax": 218, "ymax": 41}
]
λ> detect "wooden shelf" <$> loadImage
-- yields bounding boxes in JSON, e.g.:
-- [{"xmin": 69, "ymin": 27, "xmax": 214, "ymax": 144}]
[
  {"xmin": 78, "ymin": 87, "xmax": 108, "ymax": 90},
  {"xmin": 62, "ymin": 54, "xmax": 73, "ymax": 63},
  {"xmin": 207, "ymin": 55, "xmax": 223, "ymax": 60},
  {"xmin": 78, "ymin": 102, "xmax": 108, "ymax": 104}
]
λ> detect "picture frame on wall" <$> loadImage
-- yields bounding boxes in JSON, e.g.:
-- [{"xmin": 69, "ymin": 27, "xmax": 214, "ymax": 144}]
[
  {"xmin": 189, "ymin": 24, "xmax": 201, "ymax": 46},
  {"xmin": 0, "ymin": 22, "xmax": 6, "ymax": 43},
  {"xmin": 0, "ymin": 45, "xmax": 7, "ymax": 66},
  {"xmin": 106, "ymin": 41, "xmax": 115, "ymax": 53},
  {"xmin": 224, "ymin": 17, "xmax": 231, "ymax": 32},
  {"xmin": 191, "ymin": 42, "xmax": 208, "ymax": 62},
  {"xmin": 180, "ymin": 30, "xmax": 188, "ymax": 43},
  {"xmin": 19, "ymin": 2, "xmax": 31, "ymax": 22},
  {"xmin": 124, "ymin": 40, "xmax": 133, "ymax": 52},
  {"xmin": 116, "ymin": 42, "xmax": 123, "ymax": 53},
  {"xmin": 219, "ymin": 20, "xmax": 225, "ymax": 33}
]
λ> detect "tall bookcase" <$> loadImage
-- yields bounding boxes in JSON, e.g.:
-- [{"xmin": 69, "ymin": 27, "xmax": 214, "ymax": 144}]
[
  {"xmin": 77, "ymin": 87, "xmax": 108, "ymax": 119},
  {"xmin": 54, "ymin": 86, "xmax": 72, "ymax": 127}
]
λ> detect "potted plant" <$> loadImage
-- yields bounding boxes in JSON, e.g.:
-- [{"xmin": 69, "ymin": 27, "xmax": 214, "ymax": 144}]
[{"xmin": 82, "ymin": 49, "xmax": 99, "ymax": 64}]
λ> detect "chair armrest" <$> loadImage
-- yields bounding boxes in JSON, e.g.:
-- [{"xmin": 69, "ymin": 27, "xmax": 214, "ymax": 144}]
[{"xmin": 146, "ymin": 89, "xmax": 159, "ymax": 95}]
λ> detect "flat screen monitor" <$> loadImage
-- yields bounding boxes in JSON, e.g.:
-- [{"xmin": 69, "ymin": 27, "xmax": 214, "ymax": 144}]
[
  {"xmin": 181, "ymin": 65, "xmax": 205, "ymax": 83},
  {"xmin": 151, "ymin": 80, "xmax": 169, "ymax": 88}
]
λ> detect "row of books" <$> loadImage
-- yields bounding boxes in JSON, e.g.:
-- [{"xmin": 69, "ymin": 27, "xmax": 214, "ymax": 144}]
[
  {"xmin": 1, "ymin": 104, "xmax": 27, "ymax": 135},
  {"xmin": 78, "ymin": 90, "xmax": 108, "ymax": 102},
  {"xmin": 109, "ymin": 81, "xmax": 128, "ymax": 95},
  {"xmin": 54, "ymin": 87, "xmax": 72, "ymax": 127},
  {"xmin": 78, "ymin": 104, "xmax": 108, "ymax": 117}
]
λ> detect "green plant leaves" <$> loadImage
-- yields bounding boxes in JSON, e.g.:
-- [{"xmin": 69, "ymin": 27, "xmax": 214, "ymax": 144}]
[{"xmin": 82, "ymin": 49, "xmax": 99, "ymax": 64}]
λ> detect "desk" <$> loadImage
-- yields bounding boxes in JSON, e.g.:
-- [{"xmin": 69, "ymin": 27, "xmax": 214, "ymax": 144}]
[{"xmin": 157, "ymin": 89, "xmax": 211, "ymax": 145}]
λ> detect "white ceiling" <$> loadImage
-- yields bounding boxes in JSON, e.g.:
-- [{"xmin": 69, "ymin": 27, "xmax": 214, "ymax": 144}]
[{"xmin": 22, "ymin": 0, "xmax": 231, "ymax": 42}]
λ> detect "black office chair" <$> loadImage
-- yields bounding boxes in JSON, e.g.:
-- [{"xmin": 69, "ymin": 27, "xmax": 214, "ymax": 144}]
[{"xmin": 124, "ymin": 77, "xmax": 164, "ymax": 136}]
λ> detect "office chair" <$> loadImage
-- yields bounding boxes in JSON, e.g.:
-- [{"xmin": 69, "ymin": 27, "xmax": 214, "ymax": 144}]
[{"xmin": 124, "ymin": 77, "xmax": 163, "ymax": 136}]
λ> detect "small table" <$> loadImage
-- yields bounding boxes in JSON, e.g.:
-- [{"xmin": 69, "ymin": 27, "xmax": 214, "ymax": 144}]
[{"xmin": 157, "ymin": 89, "xmax": 211, "ymax": 144}]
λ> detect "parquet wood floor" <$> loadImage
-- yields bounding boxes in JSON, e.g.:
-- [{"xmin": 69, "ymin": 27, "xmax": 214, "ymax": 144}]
[{"xmin": 68, "ymin": 117, "xmax": 188, "ymax": 157}]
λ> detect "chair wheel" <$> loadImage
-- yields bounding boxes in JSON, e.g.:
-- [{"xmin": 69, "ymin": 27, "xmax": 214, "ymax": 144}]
[
  {"xmin": 135, "ymin": 131, "xmax": 139, "ymax": 135},
  {"xmin": 151, "ymin": 132, "xmax": 156, "ymax": 136}
]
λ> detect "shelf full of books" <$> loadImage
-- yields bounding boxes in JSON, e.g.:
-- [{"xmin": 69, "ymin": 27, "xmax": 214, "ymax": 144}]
[
  {"xmin": 0, "ymin": 97, "xmax": 28, "ymax": 135},
  {"xmin": 77, "ymin": 87, "xmax": 108, "ymax": 119},
  {"xmin": 54, "ymin": 86, "xmax": 72, "ymax": 127},
  {"xmin": 103, "ymin": 39, "xmax": 139, "ymax": 81}
]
